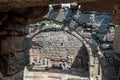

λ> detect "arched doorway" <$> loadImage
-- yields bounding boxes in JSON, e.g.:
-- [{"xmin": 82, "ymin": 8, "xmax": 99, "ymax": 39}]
[{"xmin": 25, "ymin": 22, "xmax": 92, "ymax": 80}]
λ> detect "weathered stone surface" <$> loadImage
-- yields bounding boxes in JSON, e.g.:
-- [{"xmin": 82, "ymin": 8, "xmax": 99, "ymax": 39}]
[
  {"xmin": 29, "ymin": 9, "xmax": 117, "ymax": 79},
  {"xmin": 96, "ymin": 14, "xmax": 111, "ymax": 24},
  {"xmin": 98, "ymin": 25, "xmax": 108, "ymax": 34},
  {"xmin": 103, "ymin": 66, "xmax": 115, "ymax": 77},
  {"xmin": 97, "ymin": 34, "xmax": 106, "ymax": 42},
  {"xmin": 77, "ymin": 13, "xmax": 91, "ymax": 23},
  {"xmin": 103, "ymin": 50, "xmax": 114, "ymax": 58},
  {"xmin": 30, "ymin": 31, "xmax": 89, "ymax": 71},
  {"xmin": 0, "ymin": 1, "xmax": 119, "ymax": 79},
  {"xmin": 0, "ymin": 0, "xmax": 96, "ymax": 11},
  {"xmin": 113, "ymin": 27, "xmax": 120, "ymax": 53},
  {"xmin": 102, "ymin": 65, "xmax": 116, "ymax": 80},
  {"xmin": 3, "ymin": 21, "xmax": 29, "ymax": 35},
  {"xmin": 83, "ymin": 32, "xmax": 92, "ymax": 38},
  {"xmin": 0, "ymin": 51, "xmax": 29, "ymax": 76},
  {"xmin": 108, "ymin": 26, "xmax": 115, "ymax": 33},
  {"xmin": 88, "ymin": 39, "xmax": 99, "ymax": 51},
  {"xmin": 106, "ymin": 33, "xmax": 114, "ymax": 42},
  {"xmin": 69, "ymin": 20, "xmax": 78, "ymax": 30},
  {"xmin": 112, "ymin": 2, "xmax": 120, "ymax": 25},
  {"xmin": 3, "ymin": 70, "xmax": 23, "ymax": 80},
  {"xmin": 0, "ymin": 37, "xmax": 32, "ymax": 55},
  {"xmin": 80, "ymin": 1, "xmax": 120, "ymax": 13},
  {"xmin": 113, "ymin": 53, "xmax": 120, "ymax": 61},
  {"xmin": 0, "ymin": 13, "xmax": 32, "ymax": 79},
  {"xmin": 100, "ymin": 43, "xmax": 113, "ymax": 50}
]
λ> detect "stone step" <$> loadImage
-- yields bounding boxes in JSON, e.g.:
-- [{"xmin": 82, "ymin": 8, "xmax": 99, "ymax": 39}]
[
  {"xmin": 68, "ymin": 78, "xmax": 89, "ymax": 80},
  {"xmin": 48, "ymin": 76, "xmax": 61, "ymax": 79}
]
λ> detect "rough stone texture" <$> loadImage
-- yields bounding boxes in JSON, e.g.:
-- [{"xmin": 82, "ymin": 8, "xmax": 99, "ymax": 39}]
[
  {"xmin": 35, "ymin": 9, "xmax": 118, "ymax": 80},
  {"xmin": 0, "ymin": 0, "xmax": 119, "ymax": 14},
  {"xmin": 0, "ymin": 37, "xmax": 31, "ymax": 55},
  {"xmin": 28, "ymin": 30, "xmax": 90, "ymax": 79},
  {"xmin": 112, "ymin": 2, "xmax": 120, "ymax": 25},
  {"xmin": 98, "ymin": 25, "xmax": 108, "ymax": 34},
  {"xmin": 113, "ymin": 27, "xmax": 120, "ymax": 53},
  {"xmin": 97, "ymin": 34, "xmax": 107, "ymax": 42},
  {"xmin": 62, "ymin": 10, "xmax": 117, "ymax": 80},
  {"xmin": 3, "ymin": 70, "xmax": 24, "ymax": 80},
  {"xmin": 0, "ymin": 51, "xmax": 30, "ymax": 76},
  {"xmin": 106, "ymin": 33, "xmax": 114, "ymax": 42},
  {"xmin": 0, "ymin": 0, "xmax": 120, "ymax": 80},
  {"xmin": 30, "ymin": 31, "xmax": 88, "ymax": 70},
  {"xmin": 100, "ymin": 43, "xmax": 113, "ymax": 50},
  {"xmin": 81, "ymin": 14, "xmax": 117, "ymax": 80},
  {"xmin": 88, "ymin": 39, "xmax": 99, "ymax": 52},
  {"xmin": 0, "ymin": 0, "xmax": 96, "ymax": 12},
  {"xmin": 0, "ymin": 1, "xmax": 118, "ymax": 33},
  {"xmin": 0, "ymin": 12, "xmax": 32, "ymax": 80},
  {"xmin": 80, "ymin": 1, "xmax": 120, "ymax": 13},
  {"xmin": 24, "ymin": 70, "xmax": 89, "ymax": 80},
  {"xmin": 103, "ymin": 50, "xmax": 114, "ymax": 58},
  {"xmin": 108, "ymin": 26, "xmax": 115, "ymax": 33},
  {"xmin": 102, "ymin": 66, "xmax": 116, "ymax": 80},
  {"xmin": 0, "ymin": 0, "xmax": 116, "ymax": 25}
]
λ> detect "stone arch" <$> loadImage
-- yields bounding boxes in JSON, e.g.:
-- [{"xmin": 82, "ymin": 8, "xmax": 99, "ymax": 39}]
[
  {"xmin": 29, "ymin": 23, "xmax": 100, "ymax": 80},
  {"xmin": 44, "ymin": 8, "xmax": 117, "ymax": 80},
  {"xmin": 28, "ymin": 6, "xmax": 116, "ymax": 80}
]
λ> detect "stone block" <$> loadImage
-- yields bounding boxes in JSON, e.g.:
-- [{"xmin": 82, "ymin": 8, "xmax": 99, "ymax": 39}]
[
  {"xmin": 88, "ymin": 39, "xmax": 99, "ymax": 51},
  {"xmin": 0, "ymin": 37, "xmax": 32, "ymax": 55},
  {"xmin": 98, "ymin": 25, "xmax": 108, "ymax": 34},
  {"xmin": 106, "ymin": 33, "xmax": 114, "ymax": 42},
  {"xmin": 108, "ymin": 26, "xmax": 115, "ymax": 33},
  {"xmin": 69, "ymin": 20, "xmax": 78, "ymax": 31},
  {"xmin": 100, "ymin": 43, "xmax": 113, "ymax": 50},
  {"xmin": 96, "ymin": 14, "xmax": 111, "ymax": 24},
  {"xmin": 97, "ymin": 34, "xmax": 106, "ymax": 42}
]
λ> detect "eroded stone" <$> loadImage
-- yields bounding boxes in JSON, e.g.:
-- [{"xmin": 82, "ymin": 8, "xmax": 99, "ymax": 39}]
[
  {"xmin": 0, "ymin": 37, "xmax": 32, "ymax": 55},
  {"xmin": 0, "ymin": 51, "xmax": 29, "ymax": 76},
  {"xmin": 106, "ymin": 33, "xmax": 114, "ymax": 42},
  {"xmin": 97, "ymin": 34, "xmax": 107, "ymax": 42}
]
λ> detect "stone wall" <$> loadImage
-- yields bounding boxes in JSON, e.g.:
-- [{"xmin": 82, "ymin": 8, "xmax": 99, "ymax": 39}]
[
  {"xmin": 0, "ymin": 1, "xmax": 120, "ymax": 80},
  {"xmin": 80, "ymin": 14, "xmax": 118, "ymax": 80},
  {"xmin": 29, "ymin": 10, "xmax": 120, "ymax": 79},
  {"xmin": 0, "ymin": 12, "xmax": 32, "ymax": 80},
  {"xmin": 30, "ymin": 31, "xmax": 89, "ymax": 71}
]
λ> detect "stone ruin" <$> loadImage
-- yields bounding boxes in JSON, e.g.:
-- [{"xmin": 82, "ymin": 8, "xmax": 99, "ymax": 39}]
[
  {"xmin": 30, "ymin": 31, "xmax": 88, "ymax": 70},
  {"xmin": 0, "ymin": 0, "xmax": 120, "ymax": 80},
  {"xmin": 26, "ymin": 9, "xmax": 119, "ymax": 80}
]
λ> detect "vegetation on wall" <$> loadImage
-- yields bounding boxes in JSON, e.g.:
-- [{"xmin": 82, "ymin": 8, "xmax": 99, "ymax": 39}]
[
  {"xmin": 40, "ymin": 20, "xmax": 63, "ymax": 32},
  {"xmin": 41, "ymin": 20, "xmax": 63, "ymax": 26}
]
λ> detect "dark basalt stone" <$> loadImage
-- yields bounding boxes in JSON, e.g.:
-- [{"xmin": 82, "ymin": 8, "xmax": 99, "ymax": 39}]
[
  {"xmin": 0, "ymin": 37, "xmax": 32, "ymax": 55},
  {"xmin": 97, "ymin": 34, "xmax": 107, "ymax": 42},
  {"xmin": 0, "ymin": 51, "xmax": 30, "ymax": 76},
  {"xmin": 100, "ymin": 43, "xmax": 113, "ymax": 50}
]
